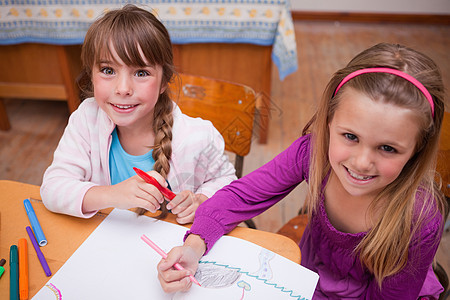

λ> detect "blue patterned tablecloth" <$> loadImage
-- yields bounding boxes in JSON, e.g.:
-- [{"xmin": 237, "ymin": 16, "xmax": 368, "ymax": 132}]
[{"xmin": 0, "ymin": 0, "xmax": 297, "ymax": 80}]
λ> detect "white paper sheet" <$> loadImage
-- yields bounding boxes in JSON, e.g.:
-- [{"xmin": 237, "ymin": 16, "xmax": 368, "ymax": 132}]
[{"xmin": 33, "ymin": 209, "xmax": 318, "ymax": 300}]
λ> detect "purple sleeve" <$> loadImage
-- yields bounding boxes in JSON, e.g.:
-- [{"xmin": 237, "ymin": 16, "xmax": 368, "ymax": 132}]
[
  {"xmin": 185, "ymin": 134, "xmax": 312, "ymax": 253},
  {"xmin": 365, "ymin": 209, "xmax": 444, "ymax": 299}
]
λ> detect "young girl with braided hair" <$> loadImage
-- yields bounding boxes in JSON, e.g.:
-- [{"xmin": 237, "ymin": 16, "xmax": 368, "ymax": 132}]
[
  {"xmin": 157, "ymin": 43, "xmax": 447, "ymax": 298},
  {"xmin": 41, "ymin": 5, "xmax": 236, "ymax": 224}
]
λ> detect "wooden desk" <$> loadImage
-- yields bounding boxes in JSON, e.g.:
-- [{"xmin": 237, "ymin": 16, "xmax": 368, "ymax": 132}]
[
  {"xmin": 0, "ymin": 2, "xmax": 298, "ymax": 143},
  {"xmin": 0, "ymin": 180, "xmax": 300, "ymax": 297}
]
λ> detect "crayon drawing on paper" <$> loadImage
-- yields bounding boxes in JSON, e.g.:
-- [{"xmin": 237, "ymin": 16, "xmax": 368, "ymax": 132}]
[{"xmin": 32, "ymin": 209, "xmax": 318, "ymax": 300}]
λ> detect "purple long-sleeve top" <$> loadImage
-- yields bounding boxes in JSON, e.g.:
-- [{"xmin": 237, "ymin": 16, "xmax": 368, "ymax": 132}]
[{"xmin": 186, "ymin": 134, "xmax": 444, "ymax": 299}]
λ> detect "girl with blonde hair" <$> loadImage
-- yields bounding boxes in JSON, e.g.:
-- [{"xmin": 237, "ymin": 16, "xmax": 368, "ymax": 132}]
[{"xmin": 157, "ymin": 43, "xmax": 447, "ymax": 298}]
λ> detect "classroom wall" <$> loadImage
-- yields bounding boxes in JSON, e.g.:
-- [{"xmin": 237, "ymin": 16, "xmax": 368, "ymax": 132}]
[{"xmin": 290, "ymin": 0, "xmax": 450, "ymax": 15}]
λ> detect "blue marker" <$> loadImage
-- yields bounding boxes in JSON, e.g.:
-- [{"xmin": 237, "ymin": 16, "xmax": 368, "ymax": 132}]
[{"xmin": 23, "ymin": 199, "xmax": 47, "ymax": 246}]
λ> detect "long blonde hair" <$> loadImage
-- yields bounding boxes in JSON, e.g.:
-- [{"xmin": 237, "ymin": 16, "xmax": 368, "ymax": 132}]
[
  {"xmin": 79, "ymin": 4, "xmax": 176, "ymax": 217},
  {"xmin": 304, "ymin": 43, "xmax": 446, "ymax": 286}
]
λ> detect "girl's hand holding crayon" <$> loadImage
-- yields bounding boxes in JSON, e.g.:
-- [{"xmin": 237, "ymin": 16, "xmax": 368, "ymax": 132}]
[
  {"xmin": 133, "ymin": 167, "xmax": 208, "ymax": 223},
  {"xmin": 82, "ymin": 171, "xmax": 167, "ymax": 214},
  {"xmin": 83, "ymin": 169, "xmax": 208, "ymax": 222},
  {"xmin": 157, "ymin": 234, "xmax": 206, "ymax": 293}
]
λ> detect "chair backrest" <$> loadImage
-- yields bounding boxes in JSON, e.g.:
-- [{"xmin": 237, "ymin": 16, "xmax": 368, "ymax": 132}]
[{"xmin": 170, "ymin": 73, "xmax": 257, "ymax": 178}]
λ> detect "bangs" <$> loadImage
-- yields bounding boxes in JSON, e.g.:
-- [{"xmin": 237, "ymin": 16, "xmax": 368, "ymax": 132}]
[
  {"xmin": 80, "ymin": 4, "xmax": 175, "ymax": 97},
  {"xmin": 342, "ymin": 73, "xmax": 431, "ymax": 117},
  {"xmin": 92, "ymin": 9, "xmax": 169, "ymax": 68},
  {"xmin": 94, "ymin": 29, "xmax": 152, "ymax": 68},
  {"xmin": 338, "ymin": 73, "xmax": 432, "ymax": 151}
]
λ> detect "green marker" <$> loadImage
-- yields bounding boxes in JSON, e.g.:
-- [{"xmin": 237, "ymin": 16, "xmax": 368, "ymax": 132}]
[
  {"xmin": 10, "ymin": 245, "xmax": 19, "ymax": 300},
  {"xmin": 0, "ymin": 258, "xmax": 5, "ymax": 278}
]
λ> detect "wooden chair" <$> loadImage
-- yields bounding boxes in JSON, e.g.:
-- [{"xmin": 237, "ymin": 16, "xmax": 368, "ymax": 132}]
[
  {"xmin": 276, "ymin": 203, "xmax": 308, "ymax": 245},
  {"xmin": 170, "ymin": 73, "xmax": 257, "ymax": 228}
]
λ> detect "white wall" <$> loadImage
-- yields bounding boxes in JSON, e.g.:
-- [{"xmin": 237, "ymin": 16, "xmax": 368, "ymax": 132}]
[{"xmin": 290, "ymin": 0, "xmax": 450, "ymax": 15}]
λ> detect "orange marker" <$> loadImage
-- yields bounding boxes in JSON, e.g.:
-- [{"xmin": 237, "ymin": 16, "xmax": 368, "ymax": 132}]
[{"xmin": 19, "ymin": 238, "xmax": 28, "ymax": 300}]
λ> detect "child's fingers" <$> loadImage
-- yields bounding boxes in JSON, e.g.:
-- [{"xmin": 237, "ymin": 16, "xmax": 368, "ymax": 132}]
[
  {"xmin": 166, "ymin": 191, "xmax": 188, "ymax": 210},
  {"xmin": 167, "ymin": 190, "xmax": 193, "ymax": 212},
  {"xmin": 176, "ymin": 204, "xmax": 195, "ymax": 218},
  {"xmin": 157, "ymin": 272, "xmax": 192, "ymax": 293},
  {"xmin": 136, "ymin": 179, "xmax": 165, "ymax": 204},
  {"xmin": 160, "ymin": 247, "xmax": 183, "ymax": 269},
  {"xmin": 132, "ymin": 184, "xmax": 163, "ymax": 212},
  {"xmin": 158, "ymin": 263, "xmax": 191, "ymax": 282},
  {"xmin": 135, "ymin": 197, "xmax": 160, "ymax": 213},
  {"xmin": 176, "ymin": 211, "xmax": 195, "ymax": 224},
  {"xmin": 180, "ymin": 277, "xmax": 193, "ymax": 292},
  {"xmin": 157, "ymin": 254, "xmax": 194, "ymax": 289},
  {"xmin": 146, "ymin": 170, "xmax": 168, "ymax": 187}
]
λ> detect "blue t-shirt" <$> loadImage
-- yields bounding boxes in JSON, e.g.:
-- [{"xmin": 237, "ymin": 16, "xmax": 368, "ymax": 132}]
[{"xmin": 109, "ymin": 128, "xmax": 155, "ymax": 185}]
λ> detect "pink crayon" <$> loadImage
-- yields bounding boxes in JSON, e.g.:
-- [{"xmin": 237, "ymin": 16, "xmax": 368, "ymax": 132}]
[{"xmin": 141, "ymin": 234, "xmax": 201, "ymax": 287}]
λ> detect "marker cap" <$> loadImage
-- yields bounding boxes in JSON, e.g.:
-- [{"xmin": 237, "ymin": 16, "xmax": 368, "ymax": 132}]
[
  {"xmin": 24, "ymin": 198, "xmax": 48, "ymax": 246},
  {"xmin": 10, "ymin": 245, "xmax": 18, "ymax": 262}
]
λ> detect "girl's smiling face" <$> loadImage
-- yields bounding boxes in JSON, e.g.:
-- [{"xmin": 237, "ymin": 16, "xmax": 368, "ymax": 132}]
[
  {"xmin": 92, "ymin": 44, "xmax": 165, "ymax": 131},
  {"xmin": 328, "ymin": 87, "xmax": 420, "ymax": 200}
]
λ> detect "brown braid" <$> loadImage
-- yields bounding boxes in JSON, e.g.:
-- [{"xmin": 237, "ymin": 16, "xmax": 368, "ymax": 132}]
[{"xmin": 135, "ymin": 92, "xmax": 174, "ymax": 217}]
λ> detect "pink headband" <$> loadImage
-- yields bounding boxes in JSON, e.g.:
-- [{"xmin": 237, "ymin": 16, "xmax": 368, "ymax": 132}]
[{"xmin": 334, "ymin": 67, "xmax": 435, "ymax": 117}]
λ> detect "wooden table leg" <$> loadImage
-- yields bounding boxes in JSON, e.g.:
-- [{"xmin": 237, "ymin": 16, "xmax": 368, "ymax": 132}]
[
  {"xmin": 255, "ymin": 48, "xmax": 272, "ymax": 144},
  {"xmin": 256, "ymin": 90, "xmax": 270, "ymax": 144},
  {"xmin": 0, "ymin": 99, "xmax": 11, "ymax": 130},
  {"xmin": 57, "ymin": 46, "xmax": 81, "ymax": 113}
]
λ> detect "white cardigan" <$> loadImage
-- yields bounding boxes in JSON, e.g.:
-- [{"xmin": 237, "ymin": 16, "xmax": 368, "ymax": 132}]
[{"xmin": 41, "ymin": 98, "xmax": 236, "ymax": 218}]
